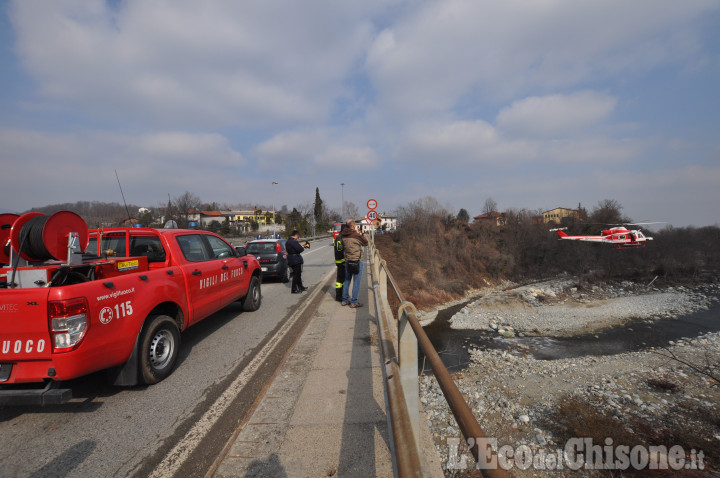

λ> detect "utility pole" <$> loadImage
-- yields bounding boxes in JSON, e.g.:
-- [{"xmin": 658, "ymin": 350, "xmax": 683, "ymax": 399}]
[
  {"xmin": 272, "ymin": 181, "xmax": 278, "ymax": 238},
  {"xmin": 341, "ymin": 182, "xmax": 345, "ymax": 222}
]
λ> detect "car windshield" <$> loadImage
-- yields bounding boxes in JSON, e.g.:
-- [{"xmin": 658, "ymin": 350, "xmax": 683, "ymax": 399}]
[{"xmin": 246, "ymin": 242, "xmax": 278, "ymax": 254}]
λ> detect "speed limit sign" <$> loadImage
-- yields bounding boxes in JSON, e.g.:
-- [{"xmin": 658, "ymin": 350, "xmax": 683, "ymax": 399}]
[{"xmin": 366, "ymin": 210, "xmax": 378, "ymax": 222}]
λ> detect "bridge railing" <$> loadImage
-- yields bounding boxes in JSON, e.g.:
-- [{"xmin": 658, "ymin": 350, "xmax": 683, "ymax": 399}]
[{"xmin": 368, "ymin": 238, "xmax": 508, "ymax": 478}]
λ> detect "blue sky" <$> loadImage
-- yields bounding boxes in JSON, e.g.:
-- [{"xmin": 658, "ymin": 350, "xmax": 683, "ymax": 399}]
[{"xmin": 1, "ymin": 0, "xmax": 719, "ymax": 227}]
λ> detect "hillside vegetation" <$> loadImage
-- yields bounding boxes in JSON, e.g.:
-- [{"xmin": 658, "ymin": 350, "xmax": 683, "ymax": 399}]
[
  {"xmin": 26, "ymin": 201, "xmax": 140, "ymax": 228},
  {"xmin": 374, "ymin": 202, "xmax": 720, "ymax": 310}
]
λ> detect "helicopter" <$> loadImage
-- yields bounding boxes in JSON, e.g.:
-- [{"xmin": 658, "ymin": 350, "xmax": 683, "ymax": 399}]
[{"xmin": 551, "ymin": 225, "xmax": 654, "ymax": 249}]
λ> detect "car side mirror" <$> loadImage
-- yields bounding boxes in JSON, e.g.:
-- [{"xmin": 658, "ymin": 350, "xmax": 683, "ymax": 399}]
[{"xmin": 235, "ymin": 246, "xmax": 247, "ymax": 257}]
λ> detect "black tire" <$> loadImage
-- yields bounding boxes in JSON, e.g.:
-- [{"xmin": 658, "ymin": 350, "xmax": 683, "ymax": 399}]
[
  {"xmin": 139, "ymin": 315, "xmax": 180, "ymax": 385},
  {"xmin": 242, "ymin": 275, "xmax": 262, "ymax": 311},
  {"xmin": 281, "ymin": 264, "xmax": 290, "ymax": 283}
]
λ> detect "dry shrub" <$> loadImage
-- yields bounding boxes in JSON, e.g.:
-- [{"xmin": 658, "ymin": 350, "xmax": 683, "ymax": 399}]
[
  {"xmin": 437, "ymin": 278, "xmax": 467, "ymax": 295},
  {"xmin": 408, "ymin": 269, "xmax": 428, "ymax": 291},
  {"xmin": 549, "ymin": 395, "xmax": 637, "ymax": 448},
  {"xmin": 545, "ymin": 394, "xmax": 716, "ymax": 476},
  {"xmin": 646, "ymin": 375, "xmax": 681, "ymax": 392}
]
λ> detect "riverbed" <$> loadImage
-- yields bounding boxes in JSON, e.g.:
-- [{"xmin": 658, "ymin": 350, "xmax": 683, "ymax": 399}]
[
  {"xmin": 421, "ymin": 285, "xmax": 720, "ymax": 372},
  {"xmin": 418, "ymin": 280, "xmax": 720, "ymax": 475}
]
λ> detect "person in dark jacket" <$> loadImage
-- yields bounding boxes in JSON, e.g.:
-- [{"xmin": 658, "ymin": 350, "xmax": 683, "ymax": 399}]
[
  {"xmin": 286, "ymin": 230, "xmax": 308, "ymax": 293},
  {"xmin": 333, "ymin": 224, "xmax": 347, "ymax": 301}
]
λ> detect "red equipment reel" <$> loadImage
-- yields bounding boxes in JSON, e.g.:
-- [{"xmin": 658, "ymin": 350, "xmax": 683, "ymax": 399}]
[
  {"xmin": 43, "ymin": 211, "xmax": 89, "ymax": 262},
  {"xmin": 10, "ymin": 211, "xmax": 89, "ymax": 262},
  {"xmin": 9, "ymin": 212, "xmax": 44, "ymax": 261},
  {"xmin": 0, "ymin": 213, "xmax": 20, "ymax": 264}
]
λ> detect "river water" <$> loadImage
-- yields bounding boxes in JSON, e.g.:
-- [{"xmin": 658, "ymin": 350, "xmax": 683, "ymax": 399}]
[{"xmin": 420, "ymin": 297, "xmax": 720, "ymax": 373}]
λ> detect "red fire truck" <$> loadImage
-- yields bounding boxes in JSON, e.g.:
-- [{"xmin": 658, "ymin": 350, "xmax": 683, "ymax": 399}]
[
  {"xmin": 332, "ymin": 222, "xmax": 343, "ymax": 240},
  {"xmin": 0, "ymin": 211, "xmax": 262, "ymax": 405}
]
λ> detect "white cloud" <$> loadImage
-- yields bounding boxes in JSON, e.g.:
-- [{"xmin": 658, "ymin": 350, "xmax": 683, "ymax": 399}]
[
  {"xmin": 254, "ymin": 128, "xmax": 379, "ymax": 170},
  {"xmin": 254, "ymin": 130, "xmax": 324, "ymax": 165},
  {"xmin": 542, "ymin": 137, "xmax": 647, "ymax": 163},
  {"xmin": 496, "ymin": 91, "xmax": 617, "ymax": 138},
  {"xmin": 395, "ymin": 117, "xmax": 644, "ymax": 166},
  {"xmin": 396, "ymin": 119, "xmax": 525, "ymax": 165},
  {"xmin": 316, "ymin": 146, "xmax": 379, "ymax": 169},
  {"xmin": 136, "ymin": 132, "xmax": 244, "ymax": 166},
  {"xmin": 0, "ymin": 127, "xmax": 246, "ymax": 210},
  {"xmin": 9, "ymin": 0, "xmax": 384, "ymax": 128},
  {"xmin": 366, "ymin": 0, "xmax": 719, "ymax": 115}
]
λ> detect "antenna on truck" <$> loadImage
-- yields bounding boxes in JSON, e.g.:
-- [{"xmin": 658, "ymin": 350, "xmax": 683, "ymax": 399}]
[{"xmin": 115, "ymin": 169, "xmax": 132, "ymax": 224}]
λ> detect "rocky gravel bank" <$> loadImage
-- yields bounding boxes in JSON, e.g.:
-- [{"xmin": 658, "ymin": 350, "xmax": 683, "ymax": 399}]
[{"xmin": 419, "ymin": 281, "xmax": 720, "ymax": 476}]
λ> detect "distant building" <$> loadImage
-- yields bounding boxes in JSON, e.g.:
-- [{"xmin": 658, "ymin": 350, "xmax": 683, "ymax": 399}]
[
  {"xmin": 378, "ymin": 214, "xmax": 397, "ymax": 232},
  {"xmin": 352, "ymin": 213, "xmax": 397, "ymax": 234},
  {"xmin": 473, "ymin": 211, "xmax": 506, "ymax": 226},
  {"xmin": 232, "ymin": 209, "xmax": 275, "ymax": 226},
  {"xmin": 542, "ymin": 207, "xmax": 580, "ymax": 225}
]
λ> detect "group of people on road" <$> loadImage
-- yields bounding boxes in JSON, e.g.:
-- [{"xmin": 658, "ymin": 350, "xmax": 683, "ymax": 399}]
[
  {"xmin": 334, "ymin": 219, "xmax": 368, "ymax": 308},
  {"xmin": 287, "ymin": 219, "xmax": 368, "ymax": 307}
]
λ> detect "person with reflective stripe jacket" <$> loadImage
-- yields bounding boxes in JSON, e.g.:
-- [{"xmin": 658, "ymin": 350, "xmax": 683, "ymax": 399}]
[{"xmin": 333, "ymin": 224, "xmax": 347, "ymax": 301}]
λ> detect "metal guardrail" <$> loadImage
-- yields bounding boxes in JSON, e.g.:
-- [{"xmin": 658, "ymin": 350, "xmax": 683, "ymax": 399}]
[{"xmin": 368, "ymin": 239, "xmax": 509, "ymax": 478}]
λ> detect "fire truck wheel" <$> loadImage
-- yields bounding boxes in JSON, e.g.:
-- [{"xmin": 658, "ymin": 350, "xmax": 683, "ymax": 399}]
[
  {"xmin": 242, "ymin": 275, "xmax": 262, "ymax": 312},
  {"xmin": 139, "ymin": 315, "xmax": 181, "ymax": 384}
]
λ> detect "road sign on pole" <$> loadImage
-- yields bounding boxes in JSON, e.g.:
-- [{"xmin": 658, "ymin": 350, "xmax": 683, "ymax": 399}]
[
  {"xmin": 366, "ymin": 210, "xmax": 378, "ymax": 223},
  {"xmin": 367, "ymin": 199, "xmax": 377, "ymax": 210}
]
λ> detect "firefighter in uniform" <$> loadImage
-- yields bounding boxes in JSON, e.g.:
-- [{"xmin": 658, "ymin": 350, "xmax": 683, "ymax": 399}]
[{"xmin": 333, "ymin": 224, "xmax": 347, "ymax": 301}]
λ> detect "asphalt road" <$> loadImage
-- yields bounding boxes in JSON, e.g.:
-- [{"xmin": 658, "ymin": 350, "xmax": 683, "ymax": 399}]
[{"xmin": 0, "ymin": 239, "xmax": 336, "ymax": 478}]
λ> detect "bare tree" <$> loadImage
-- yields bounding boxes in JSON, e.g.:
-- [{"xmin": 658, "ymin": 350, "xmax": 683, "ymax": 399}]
[
  {"xmin": 652, "ymin": 346, "xmax": 720, "ymax": 386},
  {"xmin": 173, "ymin": 191, "xmax": 202, "ymax": 228},
  {"xmin": 483, "ymin": 197, "xmax": 498, "ymax": 215},
  {"xmin": 589, "ymin": 199, "xmax": 628, "ymax": 225},
  {"xmin": 343, "ymin": 201, "xmax": 360, "ymax": 221},
  {"xmin": 396, "ymin": 196, "xmax": 450, "ymax": 221},
  {"xmin": 395, "ymin": 196, "xmax": 452, "ymax": 239}
]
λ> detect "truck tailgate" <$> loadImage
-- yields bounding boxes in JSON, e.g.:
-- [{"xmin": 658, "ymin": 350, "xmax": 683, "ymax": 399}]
[{"xmin": 0, "ymin": 289, "xmax": 53, "ymax": 361}]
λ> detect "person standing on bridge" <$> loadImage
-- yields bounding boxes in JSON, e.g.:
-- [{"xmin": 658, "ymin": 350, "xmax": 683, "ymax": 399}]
[
  {"xmin": 333, "ymin": 223, "xmax": 347, "ymax": 301},
  {"xmin": 286, "ymin": 230, "xmax": 308, "ymax": 294},
  {"xmin": 341, "ymin": 220, "xmax": 368, "ymax": 308}
]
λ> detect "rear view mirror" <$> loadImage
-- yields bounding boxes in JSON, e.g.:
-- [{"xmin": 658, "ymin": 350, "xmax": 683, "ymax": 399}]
[{"xmin": 235, "ymin": 246, "xmax": 247, "ymax": 257}]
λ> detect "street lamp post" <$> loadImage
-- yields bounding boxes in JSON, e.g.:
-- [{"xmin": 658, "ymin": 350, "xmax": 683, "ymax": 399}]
[
  {"xmin": 272, "ymin": 181, "xmax": 278, "ymax": 237},
  {"xmin": 341, "ymin": 182, "xmax": 345, "ymax": 222}
]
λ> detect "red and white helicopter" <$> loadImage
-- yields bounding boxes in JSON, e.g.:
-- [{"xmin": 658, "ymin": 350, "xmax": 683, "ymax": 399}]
[{"xmin": 552, "ymin": 224, "xmax": 656, "ymax": 248}]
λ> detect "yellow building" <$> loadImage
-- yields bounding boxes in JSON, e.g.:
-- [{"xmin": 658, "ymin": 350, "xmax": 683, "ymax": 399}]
[
  {"xmin": 232, "ymin": 210, "xmax": 275, "ymax": 226},
  {"xmin": 542, "ymin": 207, "xmax": 579, "ymax": 224}
]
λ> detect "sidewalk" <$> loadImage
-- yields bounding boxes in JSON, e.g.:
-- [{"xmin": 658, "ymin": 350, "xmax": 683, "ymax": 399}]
[
  {"xmin": 210, "ymin": 269, "xmax": 393, "ymax": 477},
  {"xmin": 209, "ymin": 263, "xmax": 445, "ymax": 478}
]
